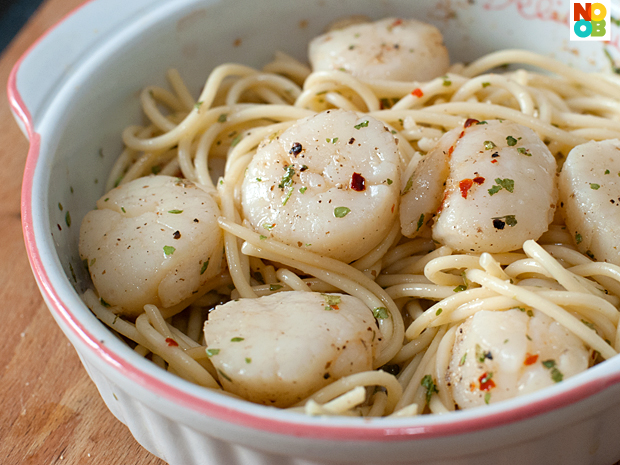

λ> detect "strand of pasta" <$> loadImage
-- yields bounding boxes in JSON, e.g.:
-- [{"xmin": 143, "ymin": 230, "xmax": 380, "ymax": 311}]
[
  {"xmin": 461, "ymin": 49, "xmax": 620, "ymax": 100},
  {"xmin": 166, "ymin": 68, "xmax": 196, "ymax": 111},
  {"xmin": 405, "ymin": 288, "xmax": 497, "ymax": 340},
  {"xmin": 140, "ymin": 86, "xmax": 186, "ymax": 131},
  {"xmin": 394, "ymin": 325, "xmax": 447, "ymax": 412},
  {"xmin": 465, "ymin": 269, "xmax": 617, "ymax": 360},
  {"xmin": 135, "ymin": 314, "xmax": 220, "ymax": 388},
  {"xmin": 421, "ymin": 101, "xmax": 587, "ymax": 147},
  {"xmin": 391, "ymin": 326, "xmax": 438, "ymax": 364},
  {"xmin": 434, "ymin": 325, "xmax": 457, "ymax": 411},
  {"xmin": 225, "ymin": 73, "xmax": 302, "ymax": 106},
  {"xmin": 218, "ymin": 155, "xmax": 257, "ymax": 299},
  {"xmin": 122, "ymin": 64, "xmax": 259, "ymax": 152},
  {"xmin": 294, "ymin": 370, "xmax": 403, "ymax": 415},
  {"xmin": 261, "ymin": 51, "xmax": 311, "ymax": 85},
  {"xmin": 351, "ymin": 220, "xmax": 401, "ymax": 271},
  {"xmin": 298, "ymin": 70, "xmax": 381, "ymax": 111},
  {"xmin": 449, "ymin": 74, "xmax": 536, "ymax": 116},
  {"xmin": 304, "ymin": 386, "xmax": 367, "ymax": 416}
]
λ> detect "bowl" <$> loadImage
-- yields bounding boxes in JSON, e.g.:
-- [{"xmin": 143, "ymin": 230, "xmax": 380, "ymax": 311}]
[{"xmin": 10, "ymin": 0, "xmax": 620, "ymax": 464}]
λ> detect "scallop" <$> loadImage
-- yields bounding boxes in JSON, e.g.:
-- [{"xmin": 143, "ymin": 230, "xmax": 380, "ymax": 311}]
[
  {"xmin": 309, "ymin": 17, "xmax": 450, "ymax": 81},
  {"xmin": 203, "ymin": 291, "xmax": 379, "ymax": 407},
  {"xmin": 241, "ymin": 109, "xmax": 400, "ymax": 263},
  {"xmin": 79, "ymin": 175, "xmax": 223, "ymax": 316}
]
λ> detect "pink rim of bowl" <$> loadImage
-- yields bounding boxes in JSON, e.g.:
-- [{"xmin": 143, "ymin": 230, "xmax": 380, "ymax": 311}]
[{"xmin": 9, "ymin": 0, "xmax": 620, "ymax": 444}]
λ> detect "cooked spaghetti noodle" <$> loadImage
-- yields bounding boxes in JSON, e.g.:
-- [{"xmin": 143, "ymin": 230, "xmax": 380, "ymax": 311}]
[{"xmin": 81, "ymin": 25, "xmax": 620, "ymax": 417}]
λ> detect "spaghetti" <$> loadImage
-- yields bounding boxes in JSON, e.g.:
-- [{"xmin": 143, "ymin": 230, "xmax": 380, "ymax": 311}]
[{"xmin": 82, "ymin": 30, "xmax": 620, "ymax": 417}]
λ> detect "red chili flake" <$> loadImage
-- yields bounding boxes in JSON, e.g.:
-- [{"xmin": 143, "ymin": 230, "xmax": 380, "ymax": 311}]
[
  {"xmin": 165, "ymin": 338, "xmax": 179, "ymax": 347},
  {"xmin": 469, "ymin": 382, "xmax": 476, "ymax": 392},
  {"xmin": 391, "ymin": 204, "xmax": 395, "ymax": 213},
  {"xmin": 524, "ymin": 353, "xmax": 539, "ymax": 366},
  {"xmin": 473, "ymin": 176, "xmax": 485, "ymax": 185},
  {"xmin": 391, "ymin": 18, "xmax": 403, "ymax": 27},
  {"xmin": 350, "ymin": 172, "xmax": 366, "ymax": 191},
  {"xmin": 464, "ymin": 118, "xmax": 479, "ymax": 128},
  {"xmin": 459, "ymin": 179, "xmax": 474, "ymax": 199},
  {"xmin": 459, "ymin": 131, "xmax": 465, "ymax": 139},
  {"xmin": 491, "ymin": 159, "xmax": 498, "ymax": 164},
  {"xmin": 411, "ymin": 88, "xmax": 424, "ymax": 98},
  {"xmin": 448, "ymin": 146, "xmax": 454, "ymax": 156},
  {"xmin": 478, "ymin": 372, "xmax": 496, "ymax": 391}
]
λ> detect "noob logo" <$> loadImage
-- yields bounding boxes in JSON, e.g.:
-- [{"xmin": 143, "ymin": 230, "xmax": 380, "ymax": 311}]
[{"xmin": 570, "ymin": 1, "xmax": 611, "ymax": 40}]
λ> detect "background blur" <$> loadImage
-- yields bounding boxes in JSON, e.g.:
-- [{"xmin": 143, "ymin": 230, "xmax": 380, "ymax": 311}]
[{"xmin": 0, "ymin": 0, "xmax": 44, "ymax": 53}]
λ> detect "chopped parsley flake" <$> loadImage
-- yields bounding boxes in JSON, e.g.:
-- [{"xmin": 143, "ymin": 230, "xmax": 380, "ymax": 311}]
[
  {"xmin": 218, "ymin": 113, "xmax": 227, "ymax": 122},
  {"xmin": 403, "ymin": 174, "xmax": 414, "ymax": 193},
  {"xmin": 245, "ymin": 357, "xmax": 252, "ymax": 364},
  {"xmin": 168, "ymin": 209, "xmax": 183, "ymax": 214},
  {"xmin": 386, "ymin": 178, "xmax": 393, "ymax": 185},
  {"xmin": 299, "ymin": 186, "xmax": 307, "ymax": 194},
  {"xmin": 231, "ymin": 134, "xmax": 242, "ymax": 146},
  {"xmin": 482, "ymin": 82, "xmax": 491, "ymax": 88},
  {"xmin": 121, "ymin": 207, "xmax": 126, "ymax": 213},
  {"xmin": 194, "ymin": 101, "xmax": 203, "ymax": 110},
  {"xmin": 163, "ymin": 245, "xmax": 176, "ymax": 256},
  {"xmin": 259, "ymin": 235, "xmax": 267, "ymax": 240},
  {"xmin": 354, "ymin": 120, "xmax": 369, "ymax": 129},
  {"xmin": 206, "ymin": 348, "xmax": 220, "ymax": 357},
  {"xmin": 488, "ymin": 178, "xmax": 515, "ymax": 196},
  {"xmin": 442, "ymin": 76, "xmax": 452, "ymax": 86},
  {"xmin": 484, "ymin": 392, "xmax": 491, "ymax": 404},
  {"xmin": 323, "ymin": 294, "xmax": 341, "ymax": 308},
  {"xmin": 517, "ymin": 147, "xmax": 531, "ymax": 156},
  {"xmin": 435, "ymin": 308, "xmax": 443, "ymax": 316},
  {"xmin": 581, "ymin": 319, "xmax": 595, "ymax": 330},
  {"xmin": 421, "ymin": 374, "xmax": 439, "ymax": 405},
  {"xmin": 334, "ymin": 206, "xmax": 351, "ymax": 218},
  {"xmin": 279, "ymin": 165, "xmax": 295, "ymax": 189},
  {"xmin": 200, "ymin": 259, "xmax": 210, "ymax": 275},
  {"xmin": 416, "ymin": 213, "xmax": 425, "ymax": 232},
  {"xmin": 575, "ymin": 232, "xmax": 583, "ymax": 244},
  {"xmin": 373, "ymin": 307, "xmax": 389, "ymax": 319},
  {"xmin": 326, "ymin": 137, "xmax": 339, "ymax": 144},
  {"xmin": 484, "ymin": 140, "xmax": 496, "ymax": 150},
  {"xmin": 459, "ymin": 353, "xmax": 467, "ymax": 366},
  {"xmin": 542, "ymin": 359, "xmax": 563, "ymax": 383},
  {"xmin": 590, "ymin": 183, "xmax": 601, "ymax": 190},
  {"xmin": 453, "ymin": 285, "xmax": 467, "ymax": 292},
  {"xmin": 605, "ymin": 169, "xmax": 610, "ymax": 174},
  {"xmin": 65, "ymin": 211, "xmax": 71, "ymax": 227},
  {"xmin": 270, "ymin": 284, "xmax": 283, "ymax": 291},
  {"xmin": 231, "ymin": 337, "xmax": 244, "ymax": 342},
  {"xmin": 217, "ymin": 369, "xmax": 232, "ymax": 382},
  {"xmin": 100, "ymin": 298, "xmax": 111, "ymax": 308},
  {"xmin": 506, "ymin": 135, "xmax": 517, "ymax": 146}
]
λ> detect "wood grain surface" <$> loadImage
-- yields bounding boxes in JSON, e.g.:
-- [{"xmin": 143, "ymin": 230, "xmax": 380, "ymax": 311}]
[{"xmin": 0, "ymin": 0, "xmax": 166, "ymax": 463}]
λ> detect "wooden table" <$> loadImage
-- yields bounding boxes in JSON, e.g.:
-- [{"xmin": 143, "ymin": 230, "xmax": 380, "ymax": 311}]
[{"xmin": 0, "ymin": 0, "xmax": 166, "ymax": 463}]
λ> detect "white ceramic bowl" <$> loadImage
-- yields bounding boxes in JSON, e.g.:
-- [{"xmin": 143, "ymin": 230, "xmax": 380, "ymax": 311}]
[{"xmin": 11, "ymin": 1, "xmax": 620, "ymax": 464}]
